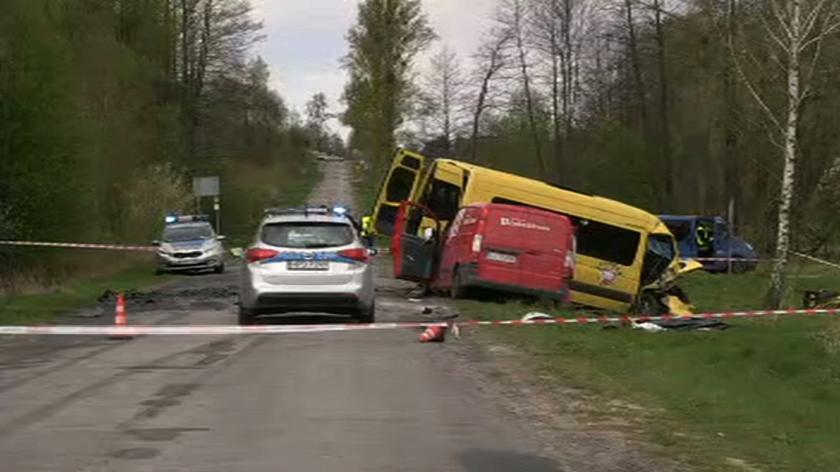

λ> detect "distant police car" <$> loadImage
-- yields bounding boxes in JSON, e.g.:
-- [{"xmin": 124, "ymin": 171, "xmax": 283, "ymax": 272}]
[
  {"xmin": 154, "ymin": 215, "xmax": 226, "ymax": 274},
  {"xmin": 238, "ymin": 206, "xmax": 375, "ymax": 325}
]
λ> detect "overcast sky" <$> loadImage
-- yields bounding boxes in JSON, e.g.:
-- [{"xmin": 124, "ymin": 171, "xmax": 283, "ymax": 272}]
[{"xmin": 251, "ymin": 0, "xmax": 498, "ymax": 134}]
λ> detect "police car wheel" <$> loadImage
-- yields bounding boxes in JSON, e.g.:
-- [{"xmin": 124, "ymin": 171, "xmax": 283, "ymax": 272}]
[
  {"xmin": 355, "ymin": 302, "xmax": 375, "ymax": 324},
  {"xmin": 214, "ymin": 263, "xmax": 225, "ymax": 274},
  {"xmin": 238, "ymin": 307, "xmax": 256, "ymax": 325}
]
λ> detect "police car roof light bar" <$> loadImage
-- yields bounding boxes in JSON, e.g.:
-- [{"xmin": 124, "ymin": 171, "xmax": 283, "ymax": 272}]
[
  {"xmin": 165, "ymin": 214, "xmax": 209, "ymax": 224},
  {"xmin": 262, "ymin": 207, "xmax": 351, "ymax": 218}
]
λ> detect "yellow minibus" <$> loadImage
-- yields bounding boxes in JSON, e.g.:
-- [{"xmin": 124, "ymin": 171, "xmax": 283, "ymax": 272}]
[{"xmin": 369, "ymin": 148, "xmax": 698, "ymax": 314}]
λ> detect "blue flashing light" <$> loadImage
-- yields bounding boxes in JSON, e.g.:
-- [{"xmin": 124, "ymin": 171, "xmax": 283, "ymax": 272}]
[
  {"xmin": 165, "ymin": 214, "xmax": 209, "ymax": 225},
  {"xmin": 333, "ymin": 206, "xmax": 348, "ymax": 216}
]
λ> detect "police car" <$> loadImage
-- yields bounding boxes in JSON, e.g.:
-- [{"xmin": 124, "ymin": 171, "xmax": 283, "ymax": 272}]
[
  {"xmin": 238, "ymin": 206, "xmax": 375, "ymax": 325},
  {"xmin": 154, "ymin": 215, "xmax": 226, "ymax": 274}
]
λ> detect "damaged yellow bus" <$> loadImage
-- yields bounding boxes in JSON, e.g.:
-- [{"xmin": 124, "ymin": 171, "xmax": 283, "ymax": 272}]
[{"xmin": 369, "ymin": 148, "xmax": 699, "ymax": 314}]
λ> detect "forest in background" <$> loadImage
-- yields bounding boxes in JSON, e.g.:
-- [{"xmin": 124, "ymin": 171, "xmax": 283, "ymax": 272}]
[
  {"xmin": 343, "ymin": 1, "xmax": 840, "ymax": 258},
  {"xmin": 0, "ymin": 0, "xmax": 341, "ymax": 292}
]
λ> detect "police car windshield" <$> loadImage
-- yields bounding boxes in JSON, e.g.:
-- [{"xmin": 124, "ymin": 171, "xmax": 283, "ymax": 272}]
[
  {"xmin": 262, "ymin": 222, "xmax": 354, "ymax": 249},
  {"xmin": 163, "ymin": 225, "xmax": 213, "ymax": 243}
]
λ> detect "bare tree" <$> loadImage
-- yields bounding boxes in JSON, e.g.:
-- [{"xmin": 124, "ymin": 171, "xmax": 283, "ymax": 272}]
[
  {"xmin": 469, "ymin": 30, "xmax": 511, "ymax": 162},
  {"xmin": 421, "ymin": 46, "xmax": 467, "ymax": 156},
  {"xmin": 733, "ymin": 0, "xmax": 840, "ymax": 307},
  {"xmin": 622, "ymin": 0, "xmax": 648, "ymax": 128},
  {"xmin": 498, "ymin": 0, "xmax": 547, "ymax": 174},
  {"xmin": 722, "ymin": 0, "xmax": 741, "ymax": 229},
  {"xmin": 531, "ymin": 0, "xmax": 592, "ymax": 183},
  {"xmin": 176, "ymin": 0, "xmax": 263, "ymax": 158},
  {"xmin": 651, "ymin": 0, "xmax": 675, "ymax": 204}
]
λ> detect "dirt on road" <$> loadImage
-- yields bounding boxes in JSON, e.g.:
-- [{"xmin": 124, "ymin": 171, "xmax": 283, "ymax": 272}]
[{"xmin": 0, "ymin": 161, "xmax": 676, "ymax": 471}]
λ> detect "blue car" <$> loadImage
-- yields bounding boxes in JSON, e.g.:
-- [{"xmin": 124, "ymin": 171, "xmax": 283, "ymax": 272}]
[{"xmin": 659, "ymin": 215, "xmax": 758, "ymax": 273}]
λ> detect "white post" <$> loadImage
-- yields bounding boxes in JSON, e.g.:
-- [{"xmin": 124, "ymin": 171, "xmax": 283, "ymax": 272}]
[
  {"xmin": 728, "ymin": 197, "xmax": 735, "ymax": 274},
  {"xmin": 214, "ymin": 197, "xmax": 221, "ymax": 234}
]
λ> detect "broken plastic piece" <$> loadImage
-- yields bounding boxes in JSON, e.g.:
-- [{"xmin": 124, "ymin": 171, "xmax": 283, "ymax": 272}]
[{"xmin": 522, "ymin": 312, "xmax": 552, "ymax": 322}]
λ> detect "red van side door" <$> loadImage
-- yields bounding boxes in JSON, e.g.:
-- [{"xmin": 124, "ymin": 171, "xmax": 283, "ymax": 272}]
[{"xmin": 436, "ymin": 207, "xmax": 480, "ymax": 289}]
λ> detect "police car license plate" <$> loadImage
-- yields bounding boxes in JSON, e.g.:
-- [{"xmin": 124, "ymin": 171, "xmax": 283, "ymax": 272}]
[
  {"xmin": 288, "ymin": 260, "xmax": 329, "ymax": 271},
  {"xmin": 486, "ymin": 251, "xmax": 518, "ymax": 264}
]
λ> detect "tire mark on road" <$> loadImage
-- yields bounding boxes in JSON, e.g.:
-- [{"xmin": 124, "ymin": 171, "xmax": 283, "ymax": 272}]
[
  {"xmin": 0, "ymin": 313, "xmax": 186, "ymax": 395},
  {"xmin": 0, "ymin": 335, "xmax": 267, "ymax": 438}
]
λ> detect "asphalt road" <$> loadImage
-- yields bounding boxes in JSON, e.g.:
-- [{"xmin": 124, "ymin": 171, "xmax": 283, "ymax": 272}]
[
  {"xmin": 0, "ymin": 161, "xmax": 670, "ymax": 472},
  {"xmin": 0, "ymin": 162, "xmax": 567, "ymax": 472}
]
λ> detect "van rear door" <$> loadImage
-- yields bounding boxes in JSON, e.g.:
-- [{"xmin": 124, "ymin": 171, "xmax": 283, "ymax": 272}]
[
  {"xmin": 371, "ymin": 149, "xmax": 426, "ymax": 236},
  {"xmin": 482, "ymin": 207, "xmax": 571, "ymax": 292}
]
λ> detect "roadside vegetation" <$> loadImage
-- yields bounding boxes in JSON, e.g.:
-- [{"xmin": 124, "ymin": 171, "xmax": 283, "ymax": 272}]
[
  {"xmin": 457, "ymin": 263, "xmax": 840, "ymax": 471},
  {"xmin": 0, "ymin": 261, "xmax": 165, "ymax": 325}
]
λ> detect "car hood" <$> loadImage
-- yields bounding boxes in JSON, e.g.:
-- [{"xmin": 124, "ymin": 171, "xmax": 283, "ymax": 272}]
[{"xmin": 161, "ymin": 240, "xmax": 214, "ymax": 252}]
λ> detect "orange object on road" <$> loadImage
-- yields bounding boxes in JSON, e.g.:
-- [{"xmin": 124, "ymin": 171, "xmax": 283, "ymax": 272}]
[
  {"xmin": 419, "ymin": 325, "xmax": 446, "ymax": 343},
  {"xmin": 108, "ymin": 293, "xmax": 133, "ymax": 340}
]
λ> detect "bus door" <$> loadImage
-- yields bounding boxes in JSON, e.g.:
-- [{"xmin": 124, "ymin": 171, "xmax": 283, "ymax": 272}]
[
  {"xmin": 391, "ymin": 201, "xmax": 440, "ymax": 282},
  {"xmin": 371, "ymin": 149, "xmax": 426, "ymax": 235},
  {"xmin": 415, "ymin": 165, "xmax": 465, "ymax": 239}
]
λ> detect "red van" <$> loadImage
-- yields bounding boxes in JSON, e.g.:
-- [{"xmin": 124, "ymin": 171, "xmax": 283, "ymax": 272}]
[{"xmin": 392, "ymin": 203, "xmax": 575, "ymax": 301}]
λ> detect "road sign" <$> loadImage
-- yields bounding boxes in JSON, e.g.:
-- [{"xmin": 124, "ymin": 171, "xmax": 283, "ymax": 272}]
[{"xmin": 193, "ymin": 176, "xmax": 220, "ymax": 197}]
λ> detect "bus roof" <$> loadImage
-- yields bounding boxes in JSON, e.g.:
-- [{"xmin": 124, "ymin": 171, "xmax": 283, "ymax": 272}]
[{"xmin": 437, "ymin": 159, "xmax": 665, "ymax": 232}]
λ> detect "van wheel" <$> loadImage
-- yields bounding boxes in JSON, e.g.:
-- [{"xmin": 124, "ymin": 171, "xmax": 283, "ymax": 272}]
[
  {"xmin": 635, "ymin": 293, "xmax": 664, "ymax": 316},
  {"xmin": 730, "ymin": 257, "xmax": 751, "ymax": 274},
  {"xmin": 451, "ymin": 268, "xmax": 468, "ymax": 300}
]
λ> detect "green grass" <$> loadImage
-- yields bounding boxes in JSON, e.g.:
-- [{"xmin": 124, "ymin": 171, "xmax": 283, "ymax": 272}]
[
  {"xmin": 458, "ymin": 264, "xmax": 840, "ymax": 471},
  {"xmin": 0, "ymin": 261, "xmax": 170, "ymax": 325},
  {"xmin": 682, "ymin": 261, "xmax": 840, "ymax": 312}
]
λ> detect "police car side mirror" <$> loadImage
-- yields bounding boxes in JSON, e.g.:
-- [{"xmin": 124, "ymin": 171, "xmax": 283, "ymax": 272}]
[
  {"xmin": 216, "ymin": 235, "xmax": 227, "ymax": 241},
  {"xmin": 368, "ymin": 248, "xmax": 379, "ymax": 257},
  {"xmin": 151, "ymin": 240, "xmax": 161, "ymax": 246}
]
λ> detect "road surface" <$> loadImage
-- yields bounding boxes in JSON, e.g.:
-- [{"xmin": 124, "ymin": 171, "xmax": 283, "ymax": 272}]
[{"xmin": 0, "ymin": 161, "xmax": 669, "ymax": 471}]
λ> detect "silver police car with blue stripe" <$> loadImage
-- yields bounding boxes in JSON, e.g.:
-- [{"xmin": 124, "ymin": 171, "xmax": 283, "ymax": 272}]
[
  {"xmin": 154, "ymin": 215, "xmax": 226, "ymax": 274},
  {"xmin": 238, "ymin": 207, "xmax": 375, "ymax": 325}
]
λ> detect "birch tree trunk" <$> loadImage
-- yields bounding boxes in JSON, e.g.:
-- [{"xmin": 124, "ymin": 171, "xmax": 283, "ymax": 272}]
[{"xmin": 767, "ymin": 29, "xmax": 800, "ymax": 307}]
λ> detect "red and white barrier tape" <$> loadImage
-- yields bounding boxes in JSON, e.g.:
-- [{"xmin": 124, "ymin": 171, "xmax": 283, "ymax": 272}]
[
  {"xmin": 0, "ymin": 240, "xmax": 156, "ymax": 252},
  {"xmin": 792, "ymin": 252, "xmax": 840, "ymax": 270},
  {"xmin": 1, "ymin": 308, "xmax": 838, "ymax": 336}
]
